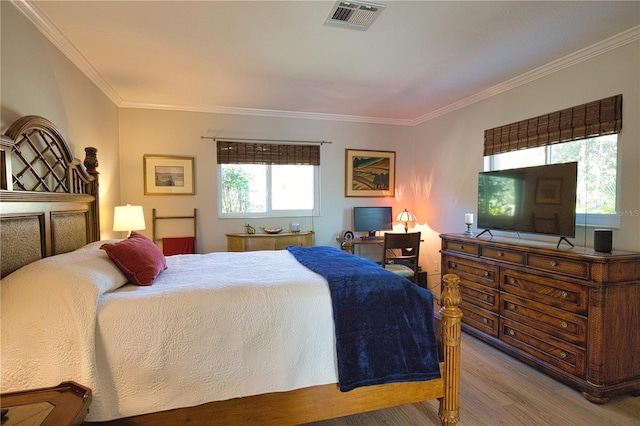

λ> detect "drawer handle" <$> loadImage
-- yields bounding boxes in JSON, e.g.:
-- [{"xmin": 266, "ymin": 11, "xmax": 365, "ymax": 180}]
[
  {"xmin": 560, "ymin": 352, "xmax": 567, "ymax": 359},
  {"xmin": 508, "ymin": 329, "xmax": 515, "ymax": 336},
  {"xmin": 451, "ymin": 262, "xmax": 457, "ymax": 269},
  {"xmin": 497, "ymin": 251, "xmax": 504, "ymax": 257},
  {"xmin": 550, "ymin": 260, "xmax": 558, "ymax": 267},
  {"xmin": 484, "ymin": 271, "xmax": 490, "ymax": 277},
  {"xmin": 508, "ymin": 303, "xmax": 515, "ymax": 310},
  {"xmin": 561, "ymin": 291, "xmax": 568, "ymax": 298},
  {"xmin": 483, "ymin": 318, "xmax": 489, "ymax": 324},
  {"xmin": 561, "ymin": 321, "xmax": 568, "ymax": 328},
  {"xmin": 459, "ymin": 245, "xmax": 464, "ymax": 250},
  {"xmin": 483, "ymin": 294, "xmax": 489, "ymax": 301},
  {"xmin": 509, "ymin": 277, "xmax": 515, "ymax": 284}
]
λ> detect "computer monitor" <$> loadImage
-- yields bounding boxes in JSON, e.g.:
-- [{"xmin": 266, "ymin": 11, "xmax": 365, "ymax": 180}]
[{"xmin": 353, "ymin": 206, "xmax": 393, "ymax": 237}]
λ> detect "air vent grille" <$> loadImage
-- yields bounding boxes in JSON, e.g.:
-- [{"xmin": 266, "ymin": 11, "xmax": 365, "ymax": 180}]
[{"xmin": 325, "ymin": 1, "xmax": 386, "ymax": 31}]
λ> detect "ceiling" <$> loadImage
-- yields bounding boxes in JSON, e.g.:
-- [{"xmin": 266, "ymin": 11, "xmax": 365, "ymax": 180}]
[{"xmin": 14, "ymin": 1, "xmax": 640, "ymax": 125}]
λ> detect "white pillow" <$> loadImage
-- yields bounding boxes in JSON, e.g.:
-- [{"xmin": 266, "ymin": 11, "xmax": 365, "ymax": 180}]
[{"xmin": 5, "ymin": 241, "xmax": 128, "ymax": 295}]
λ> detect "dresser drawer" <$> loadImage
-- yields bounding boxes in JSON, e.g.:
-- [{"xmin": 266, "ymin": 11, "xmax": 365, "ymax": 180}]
[
  {"xmin": 459, "ymin": 281, "xmax": 499, "ymax": 312},
  {"xmin": 274, "ymin": 235, "xmax": 310, "ymax": 249},
  {"xmin": 481, "ymin": 246, "xmax": 525, "ymax": 265},
  {"xmin": 460, "ymin": 302, "xmax": 499, "ymax": 337},
  {"xmin": 501, "ymin": 318, "xmax": 585, "ymax": 378},
  {"xmin": 527, "ymin": 253, "xmax": 589, "ymax": 280},
  {"xmin": 443, "ymin": 240, "xmax": 480, "ymax": 256},
  {"xmin": 501, "ymin": 293, "xmax": 587, "ymax": 346},
  {"xmin": 444, "ymin": 255, "xmax": 498, "ymax": 288},
  {"xmin": 501, "ymin": 269, "xmax": 587, "ymax": 315}
]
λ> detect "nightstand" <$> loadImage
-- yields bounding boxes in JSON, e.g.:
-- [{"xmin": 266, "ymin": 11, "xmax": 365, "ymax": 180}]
[{"xmin": 0, "ymin": 382, "xmax": 91, "ymax": 426}]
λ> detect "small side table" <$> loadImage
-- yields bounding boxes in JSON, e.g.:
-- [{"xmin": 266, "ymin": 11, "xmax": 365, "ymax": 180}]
[
  {"xmin": 0, "ymin": 381, "xmax": 91, "ymax": 426},
  {"xmin": 227, "ymin": 231, "xmax": 314, "ymax": 251}
]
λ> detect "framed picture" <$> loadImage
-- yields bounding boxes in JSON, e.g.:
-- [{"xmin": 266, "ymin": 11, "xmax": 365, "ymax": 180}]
[
  {"xmin": 535, "ymin": 178, "xmax": 562, "ymax": 204},
  {"xmin": 144, "ymin": 155, "xmax": 195, "ymax": 195},
  {"xmin": 345, "ymin": 149, "xmax": 395, "ymax": 197}
]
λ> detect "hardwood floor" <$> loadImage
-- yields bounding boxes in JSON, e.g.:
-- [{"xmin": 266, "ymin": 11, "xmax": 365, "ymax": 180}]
[{"xmin": 305, "ymin": 333, "xmax": 640, "ymax": 425}]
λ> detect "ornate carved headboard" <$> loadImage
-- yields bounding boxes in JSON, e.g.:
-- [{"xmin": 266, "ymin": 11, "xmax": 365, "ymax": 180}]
[{"xmin": 0, "ymin": 116, "xmax": 100, "ymax": 278}]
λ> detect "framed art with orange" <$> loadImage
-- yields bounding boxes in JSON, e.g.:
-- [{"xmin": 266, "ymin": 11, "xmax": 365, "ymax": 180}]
[{"xmin": 345, "ymin": 149, "xmax": 395, "ymax": 197}]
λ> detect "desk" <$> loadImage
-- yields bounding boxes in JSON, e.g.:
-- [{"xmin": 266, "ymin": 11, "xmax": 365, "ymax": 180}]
[
  {"xmin": 337, "ymin": 237, "xmax": 427, "ymax": 288},
  {"xmin": 336, "ymin": 237, "xmax": 383, "ymax": 254}
]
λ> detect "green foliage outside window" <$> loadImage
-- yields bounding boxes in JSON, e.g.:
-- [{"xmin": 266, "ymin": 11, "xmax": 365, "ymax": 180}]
[
  {"xmin": 551, "ymin": 137, "xmax": 617, "ymax": 214},
  {"xmin": 221, "ymin": 166, "xmax": 251, "ymax": 213}
]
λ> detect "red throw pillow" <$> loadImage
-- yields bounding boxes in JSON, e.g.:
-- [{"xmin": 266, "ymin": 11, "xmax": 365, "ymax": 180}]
[{"xmin": 101, "ymin": 231, "xmax": 167, "ymax": 285}]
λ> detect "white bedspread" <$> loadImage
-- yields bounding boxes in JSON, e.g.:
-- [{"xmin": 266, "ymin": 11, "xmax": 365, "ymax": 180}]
[{"xmin": 1, "ymin": 244, "xmax": 338, "ymax": 421}]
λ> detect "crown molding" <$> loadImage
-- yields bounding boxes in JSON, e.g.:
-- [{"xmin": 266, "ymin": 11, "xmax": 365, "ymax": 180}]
[
  {"xmin": 118, "ymin": 101, "xmax": 416, "ymax": 126},
  {"xmin": 412, "ymin": 25, "xmax": 640, "ymax": 126},
  {"xmin": 12, "ymin": 0, "xmax": 123, "ymax": 106},
  {"xmin": 13, "ymin": 1, "xmax": 639, "ymax": 127}
]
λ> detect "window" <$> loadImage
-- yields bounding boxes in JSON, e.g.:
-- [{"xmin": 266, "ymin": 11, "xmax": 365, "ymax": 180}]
[
  {"xmin": 218, "ymin": 164, "xmax": 318, "ymax": 217},
  {"xmin": 217, "ymin": 141, "xmax": 320, "ymax": 218},
  {"xmin": 483, "ymin": 95, "xmax": 622, "ymax": 229},
  {"xmin": 486, "ymin": 134, "xmax": 619, "ymax": 228}
]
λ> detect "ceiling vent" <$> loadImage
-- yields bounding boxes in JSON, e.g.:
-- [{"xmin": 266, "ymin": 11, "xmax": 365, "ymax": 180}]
[{"xmin": 324, "ymin": 1, "xmax": 386, "ymax": 31}]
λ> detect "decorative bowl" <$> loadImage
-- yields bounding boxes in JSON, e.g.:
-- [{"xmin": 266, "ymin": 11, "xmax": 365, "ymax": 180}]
[{"xmin": 260, "ymin": 227, "xmax": 283, "ymax": 234}]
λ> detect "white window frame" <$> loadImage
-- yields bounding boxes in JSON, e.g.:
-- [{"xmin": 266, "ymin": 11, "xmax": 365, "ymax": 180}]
[
  {"xmin": 484, "ymin": 135, "xmax": 620, "ymax": 229},
  {"xmin": 217, "ymin": 163, "xmax": 321, "ymax": 219}
]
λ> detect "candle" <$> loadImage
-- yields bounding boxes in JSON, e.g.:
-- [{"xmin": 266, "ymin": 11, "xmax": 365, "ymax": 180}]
[{"xmin": 464, "ymin": 213, "xmax": 474, "ymax": 225}]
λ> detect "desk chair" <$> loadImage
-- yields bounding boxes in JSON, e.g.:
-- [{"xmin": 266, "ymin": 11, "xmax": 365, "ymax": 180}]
[{"xmin": 382, "ymin": 232, "xmax": 421, "ymax": 284}]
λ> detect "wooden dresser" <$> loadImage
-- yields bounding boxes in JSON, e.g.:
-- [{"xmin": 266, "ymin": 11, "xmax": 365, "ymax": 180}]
[
  {"xmin": 440, "ymin": 233, "xmax": 640, "ymax": 402},
  {"xmin": 226, "ymin": 231, "xmax": 314, "ymax": 252}
]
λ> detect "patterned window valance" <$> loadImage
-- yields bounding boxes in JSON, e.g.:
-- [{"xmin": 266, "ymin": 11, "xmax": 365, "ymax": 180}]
[
  {"xmin": 217, "ymin": 141, "xmax": 320, "ymax": 166},
  {"xmin": 484, "ymin": 94, "xmax": 622, "ymax": 156}
]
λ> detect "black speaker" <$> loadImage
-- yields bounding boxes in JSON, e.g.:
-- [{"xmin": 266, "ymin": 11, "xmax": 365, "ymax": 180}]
[{"xmin": 594, "ymin": 229, "xmax": 612, "ymax": 253}]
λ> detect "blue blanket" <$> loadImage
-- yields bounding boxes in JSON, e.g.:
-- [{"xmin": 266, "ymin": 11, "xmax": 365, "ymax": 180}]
[{"xmin": 287, "ymin": 245, "xmax": 441, "ymax": 391}]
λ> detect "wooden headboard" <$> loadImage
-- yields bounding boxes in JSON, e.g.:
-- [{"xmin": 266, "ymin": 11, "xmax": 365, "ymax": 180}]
[{"xmin": 0, "ymin": 116, "xmax": 100, "ymax": 278}]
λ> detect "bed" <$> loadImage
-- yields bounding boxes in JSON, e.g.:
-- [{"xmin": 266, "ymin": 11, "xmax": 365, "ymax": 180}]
[{"xmin": 0, "ymin": 115, "xmax": 462, "ymax": 425}]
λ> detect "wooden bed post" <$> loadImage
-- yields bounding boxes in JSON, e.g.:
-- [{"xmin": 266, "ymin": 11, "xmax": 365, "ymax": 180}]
[
  {"xmin": 84, "ymin": 147, "xmax": 100, "ymax": 241},
  {"xmin": 438, "ymin": 273, "xmax": 462, "ymax": 426}
]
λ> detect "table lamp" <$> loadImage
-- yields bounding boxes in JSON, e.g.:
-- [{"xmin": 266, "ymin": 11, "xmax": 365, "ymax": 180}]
[
  {"xmin": 113, "ymin": 204, "xmax": 146, "ymax": 237},
  {"xmin": 396, "ymin": 208, "xmax": 417, "ymax": 233}
]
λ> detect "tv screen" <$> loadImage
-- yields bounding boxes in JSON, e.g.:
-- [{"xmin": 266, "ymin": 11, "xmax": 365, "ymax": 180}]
[
  {"xmin": 477, "ymin": 162, "xmax": 578, "ymax": 237},
  {"xmin": 353, "ymin": 206, "xmax": 393, "ymax": 237}
]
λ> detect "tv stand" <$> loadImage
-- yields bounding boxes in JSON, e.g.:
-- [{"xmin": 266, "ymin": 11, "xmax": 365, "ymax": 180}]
[
  {"xmin": 440, "ymin": 233, "xmax": 640, "ymax": 402},
  {"xmin": 557, "ymin": 236, "xmax": 575, "ymax": 249},
  {"xmin": 476, "ymin": 229, "xmax": 493, "ymax": 238}
]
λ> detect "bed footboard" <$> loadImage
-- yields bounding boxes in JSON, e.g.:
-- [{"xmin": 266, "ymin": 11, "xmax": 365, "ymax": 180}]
[
  {"xmin": 90, "ymin": 274, "xmax": 463, "ymax": 426},
  {"xmin": 438, "ymin": 273, "xmax": 463, "ymax": 426}
]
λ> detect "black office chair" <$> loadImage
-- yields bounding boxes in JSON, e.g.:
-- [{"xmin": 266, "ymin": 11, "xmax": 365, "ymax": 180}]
[{"xmin": 382, "ymin": 232, "xmax": 421, "ymax": 284}]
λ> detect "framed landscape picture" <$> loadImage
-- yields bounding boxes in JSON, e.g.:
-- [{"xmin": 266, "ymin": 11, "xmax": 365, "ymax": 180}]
[
  {"xmin": 144, "ymin": 155, "xmax": 195, "ymax": 195},
  {"xmin": 345, "ymin": 149, "xmax": 395, "ymax": 197}
]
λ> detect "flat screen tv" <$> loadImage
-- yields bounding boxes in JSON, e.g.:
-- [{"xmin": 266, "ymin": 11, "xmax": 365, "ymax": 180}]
[
  {"xmin": 477, "ymin": 162, "xmax": 578, "ymax": 240},
  {"xmin": 353, "ymin": 206, "xmax": 393, "ymax": 238}
]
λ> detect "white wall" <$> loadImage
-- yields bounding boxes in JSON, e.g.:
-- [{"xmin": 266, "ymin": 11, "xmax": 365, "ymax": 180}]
[
  {"xmin": 1, "ymin": 3, "xmax": 121, "ymax": 237},
  {"xmin": 413, "ymin": 40, "xmax": 640, "ymax": 292},
  {"xmin": 118, "ymin": 108, "xmax": 414, "ymax": 253}
]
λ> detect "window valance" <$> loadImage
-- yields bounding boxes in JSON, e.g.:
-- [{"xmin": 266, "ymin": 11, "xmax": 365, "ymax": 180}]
[
  {"xmin": 484, "ymin": 94, "xmax": 622, "ymax": 156},
  {"xmin": 217, "ymin": 141, "xmax": 320, "ymax": 166}
]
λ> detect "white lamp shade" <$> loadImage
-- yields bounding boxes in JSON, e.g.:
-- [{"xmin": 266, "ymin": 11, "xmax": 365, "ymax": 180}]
[
  {"xmin": 113, "ymin": 204, "xmax": 146, "ymax": 232},
  {"xmin": 396, "ymin": 209, "xmax": 417, "ymax": 223}
]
